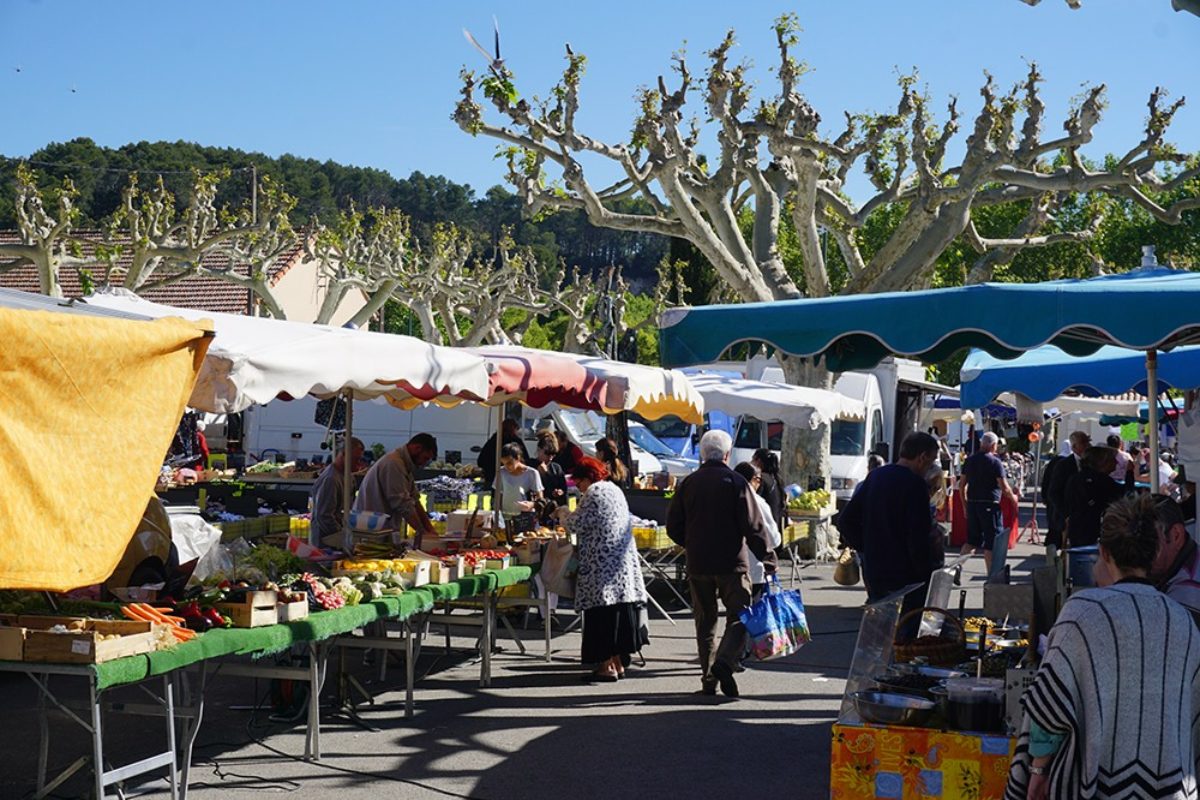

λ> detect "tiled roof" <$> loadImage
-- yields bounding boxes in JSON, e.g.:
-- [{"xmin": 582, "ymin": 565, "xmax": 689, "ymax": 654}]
[{"xmin": 0, "ymin": 230, "xmax": 306, "ymax": 315}]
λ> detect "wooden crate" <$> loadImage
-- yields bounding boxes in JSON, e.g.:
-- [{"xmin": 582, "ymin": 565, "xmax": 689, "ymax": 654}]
[
  {"xmin": 276, "ymin": 599, "xmax": 310, "ymax": 623},
  {"xmin": 216, "ymin": 590, "xmax": 279, "ymax": 628},
  {"xmin": 0, "ymin": 621, "xmax": 25, "ymax": 661},
  {"xmin": 19, "ymin": 617, "xmax": 161, "ymax": 664}
]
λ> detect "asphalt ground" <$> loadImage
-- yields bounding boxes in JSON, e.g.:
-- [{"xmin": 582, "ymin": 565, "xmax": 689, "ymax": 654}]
[{"xmin": 0, "ymin": 529, "xmax": 1049, "ymax": 800}]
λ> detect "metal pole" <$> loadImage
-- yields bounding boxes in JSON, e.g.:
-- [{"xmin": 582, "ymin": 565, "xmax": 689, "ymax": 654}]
[
  {"xmin": 494, "ymin": 405, "xmax": 504, "ymax": 536},
  {"xmin": 1149, "ymin": 349, "xmax": 1161, "ymax": 494},
  {"xmin": 343, "ymin": 390, "xmax": 354, "ymax": 552},
  {"xmin": 250, "ymin": 165, "xmax": 258, "ymax": 225}
]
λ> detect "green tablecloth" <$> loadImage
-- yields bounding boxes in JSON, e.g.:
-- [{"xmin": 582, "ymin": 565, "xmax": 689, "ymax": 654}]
[{"xmin": 43, "ymin": 566, "xmax": 531, "ymax": 690}]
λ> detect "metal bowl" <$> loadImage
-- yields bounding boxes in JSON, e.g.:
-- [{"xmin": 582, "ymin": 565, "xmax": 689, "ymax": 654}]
[{"xmin": 851, "ymin": 691, "xmax": 936, "ymax": 727}]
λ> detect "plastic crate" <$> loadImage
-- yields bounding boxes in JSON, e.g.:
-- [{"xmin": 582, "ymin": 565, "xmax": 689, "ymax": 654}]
[
  {"xmin": 265, "ymin": 514, "xmax": 291, "ymax": 534},
  {"xmin": 634, "ymin": 526, "xmax": 671, "ymax": 550},
  {"xmin": 782, "ymin": 521, "xmax": 809, "ymax": 545}
]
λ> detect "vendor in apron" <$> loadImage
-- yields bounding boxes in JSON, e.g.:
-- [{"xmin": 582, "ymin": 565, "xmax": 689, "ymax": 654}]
[{"xmin": 496, "ymin": 442, "xmax": 543, "ymax": 534}]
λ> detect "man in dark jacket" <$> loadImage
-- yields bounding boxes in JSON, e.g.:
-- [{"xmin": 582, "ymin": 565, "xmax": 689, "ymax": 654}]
[
  {"xmin": 667, "ymin": 429, "xmax": 774, "ymax": 698},
  {"xmin": 837, "ymin": 432, "xmax": 940, "ymax": 617},
  {"xmin": 1045, "ymin": 431, "xmax": 1091, "ymax": 549}
]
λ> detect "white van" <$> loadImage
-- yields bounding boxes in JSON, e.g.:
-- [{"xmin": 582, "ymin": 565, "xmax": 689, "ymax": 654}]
[{"xmin": 242, "ymin": 396, "xmax": 495, "ymax": 465}]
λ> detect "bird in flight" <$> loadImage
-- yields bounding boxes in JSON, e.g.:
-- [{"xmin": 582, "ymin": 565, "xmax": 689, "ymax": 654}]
[{"xmin": 463, "ymin": 16, "xmax": 505, "ymax": 77}]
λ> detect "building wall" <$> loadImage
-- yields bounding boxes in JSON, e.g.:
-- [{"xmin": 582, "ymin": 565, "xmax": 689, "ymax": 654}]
[{"xmin": 271, "ymin": 257, "xmax": 366, "ymax": 326}]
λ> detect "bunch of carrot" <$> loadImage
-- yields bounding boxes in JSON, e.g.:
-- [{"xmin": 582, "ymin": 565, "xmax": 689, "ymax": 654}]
[{"xmin": 120, "ymin": 603, "xmax": 197, "ymax": 643}]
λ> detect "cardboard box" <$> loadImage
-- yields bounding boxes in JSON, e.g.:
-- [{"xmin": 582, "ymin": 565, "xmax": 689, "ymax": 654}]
[
  {"xmin": 484, "ymin": 556, "xmax": 512, "ymax": 571},
  {"xmin": 19, "ymin": 616, "xmax": 161, "ymax": 664},
  {"xmin": 396, "ymin": 559, "xmax": 432, "ymax": 587}
]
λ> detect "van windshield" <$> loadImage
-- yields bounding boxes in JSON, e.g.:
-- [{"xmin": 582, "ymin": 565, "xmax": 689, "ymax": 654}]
[{"xmin": 830, "ymin": 419, "xmax": 866, "ymax": 456}]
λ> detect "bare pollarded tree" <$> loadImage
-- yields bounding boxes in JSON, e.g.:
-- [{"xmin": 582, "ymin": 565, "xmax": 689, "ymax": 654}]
[
  {"xmin": 96, "ymin": 170, "xmax": 300, "ymax": 318},
  {"xmin": 0, "ymin": 165, "xmax": 89, "ymax": 297},
  {"xmin": 0, "ymin": 165, "xmax": 303, "ymax": 315},
  {"xmin": 454, "ymin": 13, "xmax": 1200, "ymax": 484}
]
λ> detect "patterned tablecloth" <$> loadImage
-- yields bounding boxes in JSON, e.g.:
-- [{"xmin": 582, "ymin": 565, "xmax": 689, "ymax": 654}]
[{"xmin": 831, "ymin": 723, "xmax": 1015, "ymax": 799}]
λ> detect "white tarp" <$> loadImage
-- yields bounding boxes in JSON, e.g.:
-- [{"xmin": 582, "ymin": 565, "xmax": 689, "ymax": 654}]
[
  {"xmin": 85, "ymin": 290, "xmax": 492, "ymax": 413},
  {"xmin": 1003, "ymin": 392, "xmax": 1141, "ymax": 418},
  {"xmin": 686, "ymin": 373, "xmax": 865, "ymax": 430}
]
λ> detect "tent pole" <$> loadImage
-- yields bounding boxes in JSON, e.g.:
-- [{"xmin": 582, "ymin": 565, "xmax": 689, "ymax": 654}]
[
  {"xmin": 1148, "ymin": 349, "xmax": 1161, "ymax": 494},
  {"xmin": 494, "ymin": 404, "xmax": 504, "ymax": 538},
  {"xmin": 343, "ymin": 390, "xmax": 354, "ymax": 552}
]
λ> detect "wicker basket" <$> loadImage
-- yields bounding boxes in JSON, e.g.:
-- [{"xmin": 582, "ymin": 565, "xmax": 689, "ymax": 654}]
[{"xmin": 892, "ymin": 606, "xmax": 966, "ymax": 667}]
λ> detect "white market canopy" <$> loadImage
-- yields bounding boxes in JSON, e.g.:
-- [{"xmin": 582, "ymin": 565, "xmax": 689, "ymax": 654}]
[
  {"xmin": 85, "ymin": 290, "xmax": 492, "ymax": 413},
  {"xmin": 686, "ymin": 372, "xmax": 865, "ymax": 429},
  {"xmin": 553, "ymin": 350, "xmax": 706, "ymax": 424},
  {"xmin": 1002, "ymin": 392, "xmax": 1142, "ymax": 419}
]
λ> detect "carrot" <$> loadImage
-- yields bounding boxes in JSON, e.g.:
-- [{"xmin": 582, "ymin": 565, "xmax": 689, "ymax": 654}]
[
  {"xmin": 171, "ymin": 627, "xmax": 196, "ymax": 641},
  {"xmin": 135, "ymin": 604, "xmax": 172, "ymax": 624},
  {"xmin": 122, "ymin": 605, "xmax": 156, "ymax": 622}
]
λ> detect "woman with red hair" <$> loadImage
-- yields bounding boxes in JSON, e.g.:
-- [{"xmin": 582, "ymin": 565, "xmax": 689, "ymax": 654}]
[{"xmin": 560, "ymin": 456, "xmax": 648, "ymax": 681}]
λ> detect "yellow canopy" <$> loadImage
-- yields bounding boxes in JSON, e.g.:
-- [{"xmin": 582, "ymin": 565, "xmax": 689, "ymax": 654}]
[{"xmin": 0, "ymin": 308, "xmax": 211, "ymax": 590}]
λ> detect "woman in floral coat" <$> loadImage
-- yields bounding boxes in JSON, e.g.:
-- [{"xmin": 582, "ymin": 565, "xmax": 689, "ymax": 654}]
[{"xmin": 562, "ymin": 456, "xmax": 649, "ymax": 681}]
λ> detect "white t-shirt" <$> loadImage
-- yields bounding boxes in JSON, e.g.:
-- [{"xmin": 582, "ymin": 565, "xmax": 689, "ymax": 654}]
[{"xmin": 495, "ymin": 466, "xmax": 544, "ymax": 514}]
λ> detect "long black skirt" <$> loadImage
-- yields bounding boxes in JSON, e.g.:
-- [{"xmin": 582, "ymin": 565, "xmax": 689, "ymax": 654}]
[{"xmin": 581, "ymin": 602, "xmax": 650, "ymax": 664}]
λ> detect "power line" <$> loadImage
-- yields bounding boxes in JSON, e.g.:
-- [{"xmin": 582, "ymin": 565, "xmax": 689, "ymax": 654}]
[{"xmin": 0, "ymin": 155, "xmax": 255, "ymax": 176}]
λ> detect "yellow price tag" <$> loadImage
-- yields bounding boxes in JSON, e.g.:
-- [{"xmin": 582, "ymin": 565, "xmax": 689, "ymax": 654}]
[
  {"xmin": 482, "ymin": 495, "xmax": 492, "ymax": 511},
  {"xmin": 468, "ymin": 494, "xmax": 478, "ymax": 510},
  {"xmin": 568, "ymin": 497, "xmax": 577, "ymax": 511}
]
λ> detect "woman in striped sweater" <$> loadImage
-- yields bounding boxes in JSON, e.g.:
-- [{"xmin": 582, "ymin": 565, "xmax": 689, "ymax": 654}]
[{"xmin": 1007, "ymin": 494, "xmax": 1200, "ymax": 800}]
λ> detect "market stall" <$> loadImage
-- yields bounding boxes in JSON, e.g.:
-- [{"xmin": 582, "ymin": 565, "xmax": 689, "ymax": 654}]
[
  {"xmin": 830, "ymin": 584, "xmax": 1032, "ymax": 800},
  {"xmin": 0, "ymin": 289, "xmax": 536, "ymax": 798},
  {"xmin": 464, "ymin": 345, "xmax": 705, "ymax": 626},
  {"xmin": 0, "ymin": 289, "xmax": 214, "ymax": 799},
  {"xmin": 658, "ymin": 248, "xmax": 1200, "ymax": 798}
]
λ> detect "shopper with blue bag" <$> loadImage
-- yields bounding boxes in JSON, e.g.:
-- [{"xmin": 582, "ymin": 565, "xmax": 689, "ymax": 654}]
[{"xmin": 739, "ymin": 575, "xmax": 811, "ymax": 661}]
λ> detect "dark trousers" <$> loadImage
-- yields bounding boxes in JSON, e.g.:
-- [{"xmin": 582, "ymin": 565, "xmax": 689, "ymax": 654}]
[{"xmin": 688, "ymin": 573, "xmax": 752, "ymax": 687}]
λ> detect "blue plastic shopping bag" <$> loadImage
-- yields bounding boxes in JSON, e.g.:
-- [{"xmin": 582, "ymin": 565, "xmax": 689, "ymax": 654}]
[{"xmin": 739, "ymin": 576, "xmax": 811, "ymax": 661}]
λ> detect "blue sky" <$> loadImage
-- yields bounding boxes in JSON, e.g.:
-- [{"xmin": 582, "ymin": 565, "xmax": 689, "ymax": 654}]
[{"xmin": 2, "ymin": 0, "xmax": 1197, "ymax": 203}]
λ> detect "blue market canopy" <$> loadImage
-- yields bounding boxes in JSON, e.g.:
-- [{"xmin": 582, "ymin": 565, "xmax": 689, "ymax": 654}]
[
  {"xmin": 960, "ymin": 344, "xmax": 1200, "ymax": 409},
  {"xmin": 659, "ymin": 267, "xmax": 1200, "ymax": 372}
]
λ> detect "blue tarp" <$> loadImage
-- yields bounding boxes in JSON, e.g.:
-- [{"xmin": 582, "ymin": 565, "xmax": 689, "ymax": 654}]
[
  {"xmin": 659, "ymin": 267, "xmax": 1200, "ymax": 371},
  {"xmin": 960, "ymin": 344, "xmax": 1200, "ymax": 408}
]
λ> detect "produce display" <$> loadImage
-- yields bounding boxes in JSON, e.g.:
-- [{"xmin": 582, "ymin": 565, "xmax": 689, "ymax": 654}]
[
  {"xmin": 119, "ymin": 603, "xmax": 197, "ymax": 642},
  {"xmin": 787, "ymin": 489, "xmax": 831, "ymax": 512},
  {"xmin": 460, "ymin": 549, "xmax": 512, "ymax": 567}
]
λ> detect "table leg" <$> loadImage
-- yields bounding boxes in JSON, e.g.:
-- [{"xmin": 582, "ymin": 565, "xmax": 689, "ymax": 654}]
[
  {"xmin": 405, "ymin": 619, "xmax": 415, "ymax": 718},
  {"xmin": 307, "ymin": 642, "xmax": 323, "ymax": 761},
  {"xmin": 90, "ymin": 680, "xmax": 105, "ymax": 800},
  {"xmin": 480, "ymin": 593, "xmax": 494, "ymax": 688},
  {"xmin": 178, "ymin": 663, "xmax": 207, "ymax": 800},
  {"xmin": 163, "ymin": 676, "xmax": 179, "ymax": 800},
  {"xmin": 543, "ymin": 593, "xmax": 552, "ymax": 662}
]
